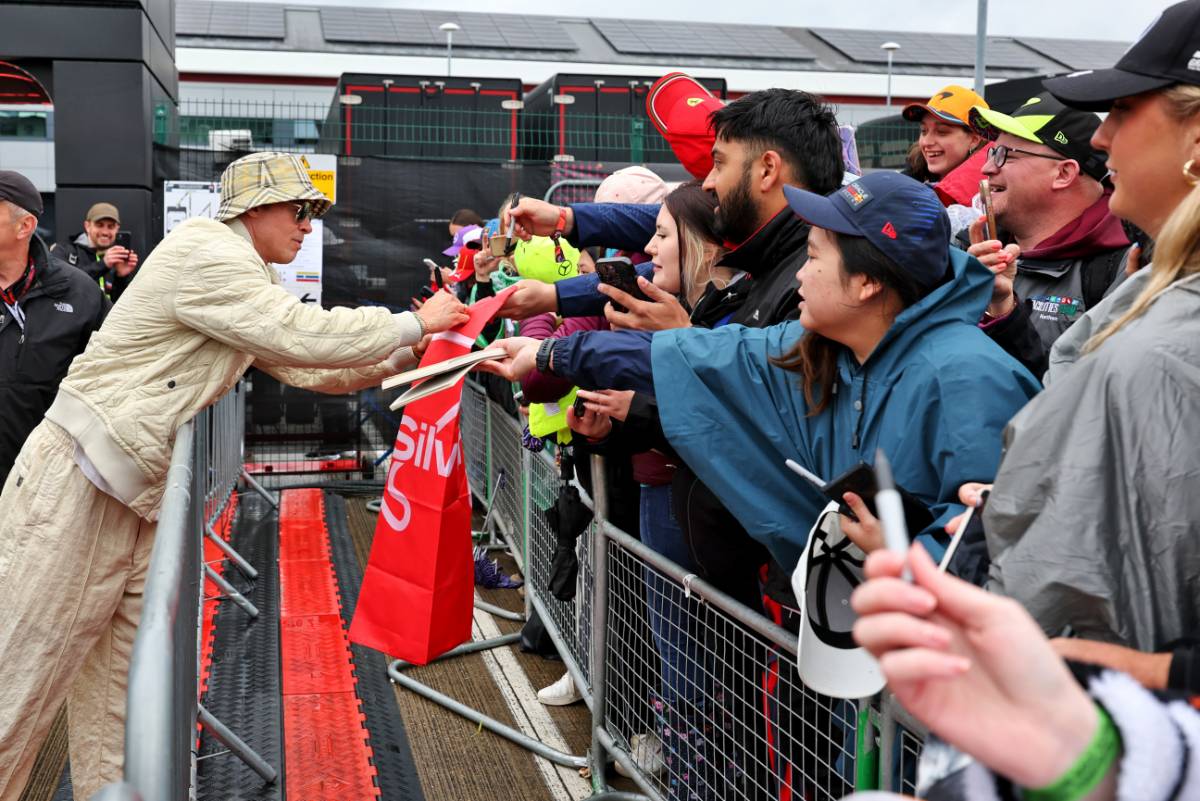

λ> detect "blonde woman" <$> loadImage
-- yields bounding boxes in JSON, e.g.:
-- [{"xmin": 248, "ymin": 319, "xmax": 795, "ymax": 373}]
[{"xmin": 982, "ymin": 0, "xmax": 1200, "ymax": 656}]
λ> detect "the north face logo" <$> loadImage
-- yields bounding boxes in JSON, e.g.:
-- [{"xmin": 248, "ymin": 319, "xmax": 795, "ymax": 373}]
[
  {"xmin": 1189, "ymin": 50, "xmax": 1200, "ymax": 72},
  {"xmin": 1054, "ymin": 131, "xmax": 1068, "ymax": 145},
  {"xmin": 881, "ymin": 222, "xmax": 897, "ymax": 239},
  {"xmin": 54, "ymin": 302, "xmax": 74, "ymax": 313}
]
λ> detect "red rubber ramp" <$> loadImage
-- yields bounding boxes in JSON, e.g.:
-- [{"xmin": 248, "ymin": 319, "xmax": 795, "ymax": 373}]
[{"xmin": 278, "ymin": 489, "xmax": 379, "ymax": 800}]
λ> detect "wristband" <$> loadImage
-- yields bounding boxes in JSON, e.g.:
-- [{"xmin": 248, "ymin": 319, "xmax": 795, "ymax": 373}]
[
  {"xmin": 1024, "ymin": 704, "xmax": 1120, "ymax": 801},
  {"xmin": 535, "ymin": 338, "xmax": 555, "ymax": 375}
]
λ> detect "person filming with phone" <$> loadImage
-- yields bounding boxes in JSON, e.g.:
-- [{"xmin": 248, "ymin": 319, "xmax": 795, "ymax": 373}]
[
  {"xmin": 53, "ymin": 202, "xmax": 140, "ymax": 302},
  {"xmin": 964, "ymin": 95, "xmax": 1132, "ymax": 378}
]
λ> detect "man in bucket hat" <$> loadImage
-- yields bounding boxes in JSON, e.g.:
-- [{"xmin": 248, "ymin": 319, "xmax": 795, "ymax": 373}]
[{"xmin": 0, "ymin": 152, "xmax": 468, "ymax": 800}]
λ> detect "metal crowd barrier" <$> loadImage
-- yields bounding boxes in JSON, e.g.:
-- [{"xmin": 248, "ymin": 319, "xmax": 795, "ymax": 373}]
[
  {"xmin": 392, "ymin": 381, "xmax": 929, "ymax": 800},
  {"xmin": 91, "ymin": 385, "xmax": 279, "ymax": 801}
]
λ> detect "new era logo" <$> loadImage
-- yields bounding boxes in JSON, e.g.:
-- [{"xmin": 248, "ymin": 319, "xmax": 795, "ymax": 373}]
[
  {"xmin": 881, "ymin": 222, "xmax": 897, "ymax": 239},
  {"xmin": 1054, "ymin": 131, "xmax": 1069, "ymax": 145}
]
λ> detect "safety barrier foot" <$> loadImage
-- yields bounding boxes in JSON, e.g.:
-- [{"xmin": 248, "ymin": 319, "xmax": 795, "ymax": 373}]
[
  {"xmin": 239, "ymin": 468, "xmax": 279, "ymax": 509},
  {"xmin": 198, "ymin": 703, "xmax": 277, "ymax": 783},
  {"xmin": 389, "ymin": 636, "xmax": 589, "ymax": 771},
  {"xmin": 205, "ymin": 523, "xmax": 258, "ymax": 580},
  {"xmin": 204, "ymin": 564, "xmax": 259, "ymax": 618}
]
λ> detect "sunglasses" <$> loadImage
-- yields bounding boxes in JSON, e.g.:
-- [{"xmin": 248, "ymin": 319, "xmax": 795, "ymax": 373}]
[
  {"xmin": 287, "ymin": 201, "xmax": 319, "ymax": 223},
  {"xmin": 986, "ymin": 144, "xmax": 1069, "ymax": 169}
]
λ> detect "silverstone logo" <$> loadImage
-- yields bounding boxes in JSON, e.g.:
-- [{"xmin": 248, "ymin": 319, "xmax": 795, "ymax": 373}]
[{"xmin": 380, "ymin": 402, "xmax": 462, "ymax": 533}]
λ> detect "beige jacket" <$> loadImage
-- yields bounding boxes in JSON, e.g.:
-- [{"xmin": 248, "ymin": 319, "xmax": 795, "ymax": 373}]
[{"xmin": 46, "ymin": 217, "xmax": 420, "ymax": 520}]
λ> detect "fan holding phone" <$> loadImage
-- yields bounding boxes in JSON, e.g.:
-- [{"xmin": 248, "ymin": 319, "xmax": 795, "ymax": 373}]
[{"xmin": 53, "ymin": 202, "xmax": 140, "ymax": 302}]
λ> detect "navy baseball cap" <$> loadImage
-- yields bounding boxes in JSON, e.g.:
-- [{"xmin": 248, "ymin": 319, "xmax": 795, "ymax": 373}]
[{"xmin": 784, "ymin": 172, "xmax": 950, "ymax": 289}]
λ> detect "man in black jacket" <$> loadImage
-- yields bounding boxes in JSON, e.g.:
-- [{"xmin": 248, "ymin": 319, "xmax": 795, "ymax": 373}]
[
  {"xmin": 53, "ymin": 202, "xmax": 140, "ymax": 302},
  {"xmin": 0, "ymin": 172, "xmax": 109, "ymax": 488}
]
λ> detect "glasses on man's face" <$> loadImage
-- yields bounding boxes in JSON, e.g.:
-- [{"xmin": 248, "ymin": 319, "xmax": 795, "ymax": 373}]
[
  {"xmin": 288, "ymin": 201, "xmax": 317, "ymax": 223},
  {"xmin": 987, "ymin": 144, "xmax": 1070, "ymax": 169}
]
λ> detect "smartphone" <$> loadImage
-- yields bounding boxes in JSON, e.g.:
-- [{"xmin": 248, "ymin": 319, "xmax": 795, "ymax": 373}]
[
  {"xmin": 489, "ymin": 236, "xmax": 513, "ymax": 258},
  {"xmin": 424, "ymin": 258, "xmax": 446, "ymax": 289},
  {"xmin": 979, "ymin": 179, "xmax": 997, "ymax": 241},
  {"xmin": 785, "ymin": 459, "xmax": 933, "ymax": 531},
  {"xmin": 115, "ymin": 231, "xmax": 133, "ymax": 251},
  {"xmin": 572, "ymin": 395, "xmax": 588, "ymax": 419},
  {"xmin": 595, "ymin": 257, "xmax": 649, "ymax": 312}
]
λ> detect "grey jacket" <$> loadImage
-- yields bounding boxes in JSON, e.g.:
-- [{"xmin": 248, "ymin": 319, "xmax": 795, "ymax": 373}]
[
  {"xmin": 985, "ymin": 269, "xmax": 1200, "ymax": 649},
  {"xmin": 1013, "ymin": 246, "xmax": 1129, "ymax": 352}
]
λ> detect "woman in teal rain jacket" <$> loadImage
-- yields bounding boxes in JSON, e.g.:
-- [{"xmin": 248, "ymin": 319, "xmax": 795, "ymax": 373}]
[{"xmin": 480, "ymin": 172, "xmax": 1039, "ymax": 569}]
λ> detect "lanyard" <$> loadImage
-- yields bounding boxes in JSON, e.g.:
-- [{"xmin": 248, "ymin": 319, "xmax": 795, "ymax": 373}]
[{"xmin": 3, "ymin": 301, "xmax": 24, "ymax": 331}]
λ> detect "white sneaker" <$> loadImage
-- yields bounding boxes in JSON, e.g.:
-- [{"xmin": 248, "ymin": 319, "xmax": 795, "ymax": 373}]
[
  {"xmin": 537, "ymin": 671, "xmax": 582, "ymax": 706},
  {"xmin": 615, "ymin": 732, "xmax": 664, "ymax": 778}
]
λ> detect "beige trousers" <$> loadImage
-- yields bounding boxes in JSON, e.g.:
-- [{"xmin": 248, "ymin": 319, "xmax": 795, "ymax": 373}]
[{"xmin": 0, "ymin": 421, "xmax": 155, "ymax": 801}]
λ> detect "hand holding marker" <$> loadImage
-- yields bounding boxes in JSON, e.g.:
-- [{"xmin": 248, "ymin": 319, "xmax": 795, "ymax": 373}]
[{"xmin": 872, "ymin": 449, "xmax": 911, "ymax": 581}]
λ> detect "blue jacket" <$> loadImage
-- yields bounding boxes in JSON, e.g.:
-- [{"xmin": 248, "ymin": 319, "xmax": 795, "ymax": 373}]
[{"xmin": 551, "ymin": 247, "xmax": 1040, "ymax": 569}]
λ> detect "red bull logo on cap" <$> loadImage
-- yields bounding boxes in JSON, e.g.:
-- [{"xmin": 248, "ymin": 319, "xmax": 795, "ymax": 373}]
[{"xmin": 840, "ymin": 182, "xmax": 873, "ymax": 209}]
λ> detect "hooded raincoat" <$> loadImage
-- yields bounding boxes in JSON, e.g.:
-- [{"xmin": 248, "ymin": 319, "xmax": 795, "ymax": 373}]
[
  {"xmin": 551, "ymin": 248, "xmax": 1039, "ymax": 569},
  {"xmin": 985, "ymin": 270, "xmax": 1200, "ymax": 650}
]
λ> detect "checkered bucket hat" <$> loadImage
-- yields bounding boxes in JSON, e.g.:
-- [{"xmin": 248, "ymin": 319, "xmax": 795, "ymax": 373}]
[{"xmin": 216, "ymin": 151, "xmax": 332, "ymax": 222}]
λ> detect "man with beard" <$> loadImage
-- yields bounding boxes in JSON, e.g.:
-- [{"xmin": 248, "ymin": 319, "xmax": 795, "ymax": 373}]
[
  {"xmin": 497, "ymin": 88, "xmax": 847, "ymax": 800},
  {"xmin": 53, "ymin": 203, "xmax": 140, "ymax": 303},
  {"xmin": 499, "ymin": 88, "xmax": 843, "ymax": 328}
]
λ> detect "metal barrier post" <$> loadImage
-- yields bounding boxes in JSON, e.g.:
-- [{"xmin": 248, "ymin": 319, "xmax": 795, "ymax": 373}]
[
  {"xmin": 204, "ymin": 564, "xmax": 259, "ymax": 618},
  {"xmin": 198, "ymin": 703, "xmax": 278, "ymax": 783},
  {"xmin": 205, "ymin": 522, "xmax": 258, "ymax": 580},
  {"xmin": 587, "ymin": 454, "xmax": 613, "ymax": 795},
  {"xmin": 240, "ymin": 468, "xmax": 278, "ymax": 508}
]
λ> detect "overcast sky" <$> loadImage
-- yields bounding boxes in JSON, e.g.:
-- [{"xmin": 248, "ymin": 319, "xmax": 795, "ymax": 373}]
[{"xmin": 248, "ymin": 0, "xmax": 1173, "ymax": 43}]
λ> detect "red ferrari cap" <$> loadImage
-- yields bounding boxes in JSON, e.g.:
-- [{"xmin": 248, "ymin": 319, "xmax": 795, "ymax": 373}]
[{"xmin": 646, "ymin": 72, "xmax": 725, "ymax": 181}]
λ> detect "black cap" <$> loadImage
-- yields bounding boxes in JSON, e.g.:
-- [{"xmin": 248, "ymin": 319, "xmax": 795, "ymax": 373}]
[
  {"xmin": 969, "ymin": 94, "xmax": 1109, "ymax": 181},
  {"xmin": 1044, "ymin": 0, "xmax": 1200, "ymax": 110},
  {"xmin": 0, "ymin": 170, "xmax": 42, "ymax": 217}
]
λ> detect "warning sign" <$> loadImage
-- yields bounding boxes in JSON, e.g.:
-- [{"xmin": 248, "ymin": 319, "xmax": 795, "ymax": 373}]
[{"xmin": 299, "ymin": 154, "xmax": 336, "ymax": 204}]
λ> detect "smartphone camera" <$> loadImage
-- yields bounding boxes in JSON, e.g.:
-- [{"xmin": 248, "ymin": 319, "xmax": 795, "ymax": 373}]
[{"xmin": 571, "ymin": 395, "xmax": 588, "ymax": 419}]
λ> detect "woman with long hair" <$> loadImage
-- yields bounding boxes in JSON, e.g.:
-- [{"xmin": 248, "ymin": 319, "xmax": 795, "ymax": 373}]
[
  {"xmin": 640, "ymin": 181, "xmax": 742, "ymax": 324},
  {"xmin": 980, "ymin": 0, "xmax": 1200, "ymax": 654},
  {"xmin": 901, "ymin": 85, "xmax": 989, "ymax": 181},
  {"xmin": 567, "ymin": 182, "xmax": 743, "ymax": 794}
]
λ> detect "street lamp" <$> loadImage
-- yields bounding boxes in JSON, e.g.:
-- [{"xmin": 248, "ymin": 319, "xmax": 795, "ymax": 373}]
[
  {"xmin": 439, "ymin": 22, "xmax": 460, "ymax": 78},
  {"xmin": 880, "ymin": 41, "xmax": 901, "ymax": 110}
]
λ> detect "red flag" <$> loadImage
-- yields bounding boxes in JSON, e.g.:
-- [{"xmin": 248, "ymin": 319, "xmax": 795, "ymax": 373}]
[{"xmin": 350, "ymin": 287, "xmax": 516, "ymax": 664}]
